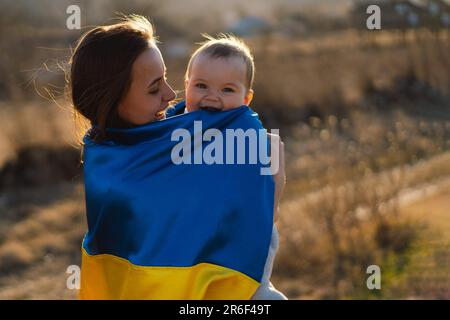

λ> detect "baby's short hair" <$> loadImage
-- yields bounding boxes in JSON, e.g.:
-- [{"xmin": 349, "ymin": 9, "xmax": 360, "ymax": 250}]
[{"xmin": 185, "ymin": 33, "xmax": 255, "ymax": 90}]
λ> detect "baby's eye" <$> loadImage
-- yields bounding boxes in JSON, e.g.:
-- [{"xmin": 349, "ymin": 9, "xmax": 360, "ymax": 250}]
[
  {"xmin": 195, "ymin": 83, "xmax": 207, "ymax": 89},
  {"xmin": 223, "ymin": 87, "xmax": 235, "ymax": 93}
]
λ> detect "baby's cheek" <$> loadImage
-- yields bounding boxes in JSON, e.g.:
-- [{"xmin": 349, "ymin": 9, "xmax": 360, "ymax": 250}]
[
  {"xmin": 225, "ymin": 99, "xmax": 246, "ymax": 110},
  {"xmin": 185, "ymin": 92, "xmax": 195, "ymax": 112}
]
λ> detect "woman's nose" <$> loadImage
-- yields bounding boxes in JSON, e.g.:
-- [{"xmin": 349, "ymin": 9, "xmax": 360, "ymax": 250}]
[{"xmin": 164, "ymin": 83, "xmax": 176, "ymax": 102}]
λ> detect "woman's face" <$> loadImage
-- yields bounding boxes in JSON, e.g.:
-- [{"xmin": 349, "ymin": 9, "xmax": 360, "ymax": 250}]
[{"xmin": 118, "ymin": 45, "xmax": 176, "ymax": 125}]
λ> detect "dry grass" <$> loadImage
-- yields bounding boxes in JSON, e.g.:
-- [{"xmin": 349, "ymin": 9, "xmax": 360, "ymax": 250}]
[
  {"xmin": 0, "ymin": 182, "xmax": 84, "ymax": 299},
  {"xmin": 274, "ymin": 151, "xmax": 450, "ymax": 299},
  {"xmin": 0, "ymin": 7, "xmax": 449, "ymax": 299},
  {"xmin": 0, "ymin": 101, "xmax": 78, "ymax": 167}
]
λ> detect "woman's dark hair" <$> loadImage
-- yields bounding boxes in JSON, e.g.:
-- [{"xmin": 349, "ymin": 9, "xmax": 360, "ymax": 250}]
[{"xmin": 69, "ymin": 15, "xmax": 155, "ymax": 143}]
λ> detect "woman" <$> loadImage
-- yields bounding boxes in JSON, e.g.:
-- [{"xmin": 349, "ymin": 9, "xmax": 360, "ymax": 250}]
[
  {"xmin": 69, "ymin": 15, "xmax": 286, "ymax": 300},
  {"xmin": 70, "ymin": 16, "xmax": 176, "ymax": 138}
]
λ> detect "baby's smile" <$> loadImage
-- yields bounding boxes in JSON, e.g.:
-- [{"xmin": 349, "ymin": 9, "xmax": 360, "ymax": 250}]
[{"xmin": 199, "ymin": 105, "xmax": 222, "ymax": 112}]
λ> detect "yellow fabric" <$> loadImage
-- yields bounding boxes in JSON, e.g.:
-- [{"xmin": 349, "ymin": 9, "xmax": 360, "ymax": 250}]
[{"xmin": 79, "ymin": 248, "xmax": 259, "ymax": 300}]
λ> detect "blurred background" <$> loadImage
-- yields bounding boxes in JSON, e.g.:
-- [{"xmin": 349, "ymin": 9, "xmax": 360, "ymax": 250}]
[{"xmin": 0, "ymin": 0, "xmax": 449, "ymax": 299}]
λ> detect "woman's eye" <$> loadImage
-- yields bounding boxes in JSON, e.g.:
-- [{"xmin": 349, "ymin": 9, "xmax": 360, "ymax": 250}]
[
  {"xmin": 195, "ymin": 83, "xmax": 207, "ymax": 89},
  {"xmin": 223, "ymin": 87, "xmax": 235, "ymax": 93},
  {"xmin": 148, "ymin": 84, "xmax": 160, "ymax": 94}
]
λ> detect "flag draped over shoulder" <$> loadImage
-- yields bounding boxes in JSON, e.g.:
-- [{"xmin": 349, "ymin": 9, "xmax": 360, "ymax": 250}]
[{"xmin": 80, "ymin": 101, "xmax": 274, "ymax": 300}]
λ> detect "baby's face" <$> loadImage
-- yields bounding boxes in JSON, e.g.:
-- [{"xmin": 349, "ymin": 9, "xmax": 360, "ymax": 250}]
[{"xmin": 185, "ymin": 53, "xmax": 253, "ymax": 112}]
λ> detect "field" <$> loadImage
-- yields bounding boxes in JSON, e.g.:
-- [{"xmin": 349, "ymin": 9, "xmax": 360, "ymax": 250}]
[{"xmin": 0, "ymin": 0, "xmax": 449, "ymax": 299}]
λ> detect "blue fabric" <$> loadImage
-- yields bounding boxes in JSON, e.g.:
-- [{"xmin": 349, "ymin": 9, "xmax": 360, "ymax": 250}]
[{"xmin": 82, "ymin": 101, "xmax": 274, "ymax": 282}]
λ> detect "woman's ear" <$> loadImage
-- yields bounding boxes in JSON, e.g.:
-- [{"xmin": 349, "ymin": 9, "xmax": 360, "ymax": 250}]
[{"xmin": 244, "ymin": 89, "xmax": 254, "ymax": 106}]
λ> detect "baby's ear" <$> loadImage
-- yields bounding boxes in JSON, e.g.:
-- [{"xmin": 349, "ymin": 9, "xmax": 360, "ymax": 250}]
[{"xmin": 244, "ymin": 89, "xmax": 254, "ymax": 106}]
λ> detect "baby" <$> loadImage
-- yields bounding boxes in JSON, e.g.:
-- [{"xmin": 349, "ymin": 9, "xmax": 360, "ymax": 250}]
[
  {"xmin": 184, "ymin": 34, "xmax": 254, "ymax": 113},
  {"xmin": 184, "ymin": 34, "xmax": 287, "ymax": 300}
]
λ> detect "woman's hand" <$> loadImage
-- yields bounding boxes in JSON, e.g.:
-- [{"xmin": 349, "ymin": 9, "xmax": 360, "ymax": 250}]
[{"xmin": 268, "ymin": 133, "xmax": 285, "ymax": 223}]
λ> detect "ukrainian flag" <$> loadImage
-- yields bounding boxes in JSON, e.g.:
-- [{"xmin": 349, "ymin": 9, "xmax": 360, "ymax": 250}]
[{"xmin": 80, "ymin": 102, "xmax": 274, "ymax": 299}]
